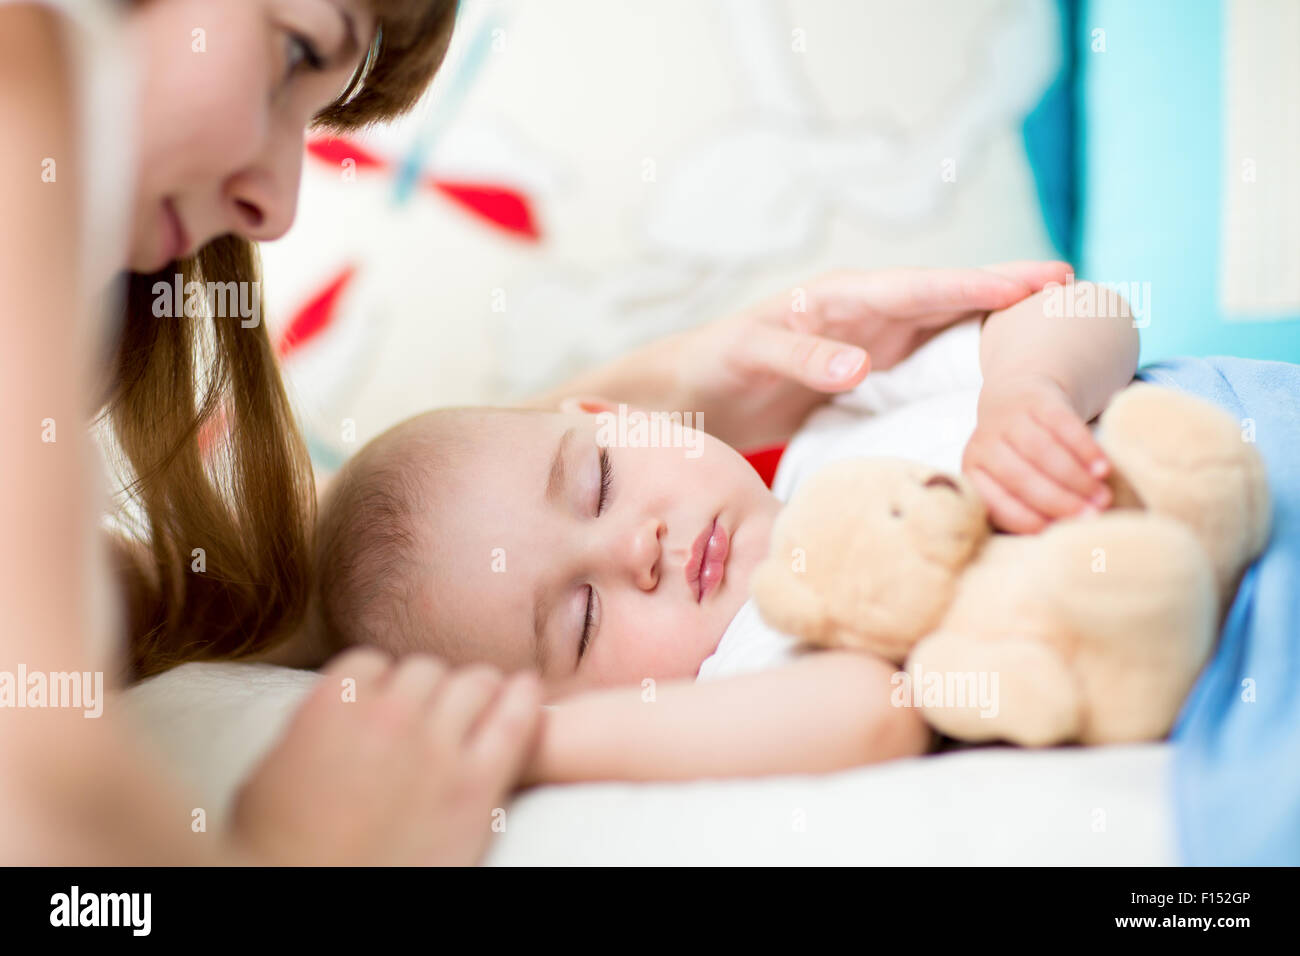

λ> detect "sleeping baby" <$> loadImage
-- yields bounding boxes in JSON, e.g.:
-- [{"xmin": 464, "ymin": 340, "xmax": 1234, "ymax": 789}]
[{"xmin": 306, "ymin": 283, "xmax": 1139, "ymax": 783}]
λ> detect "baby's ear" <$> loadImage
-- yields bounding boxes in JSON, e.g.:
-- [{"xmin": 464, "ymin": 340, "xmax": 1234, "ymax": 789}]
[{"xmin": 557, "ymin": 394, "xmax": 619, "ymax": 416}]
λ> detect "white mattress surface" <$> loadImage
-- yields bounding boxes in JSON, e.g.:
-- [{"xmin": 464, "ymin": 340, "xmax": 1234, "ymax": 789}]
[{"xmin": 123, "ymin": 662, "xmax": 1176, "ymax": 865}]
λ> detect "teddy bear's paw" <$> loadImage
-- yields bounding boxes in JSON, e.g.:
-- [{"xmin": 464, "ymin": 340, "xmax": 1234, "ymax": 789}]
[
  {"xmin": 1100, "ymin": 384, "xmax": 1266, "ymax": 509},
  {"xmin": 1100, "ymin": 384, "xmax": 1247, "ymax": 465},
  {"xmin": 1098, "ymin": 384, "xmax": 1272, "ymax": 596},
  {"xmin": 907, "ymin": 633, "xmax": 1081, "ymax": 747},
  {"xmin": 1037, "ymin": 512, "xmax": 1216, "ymax": 634}
]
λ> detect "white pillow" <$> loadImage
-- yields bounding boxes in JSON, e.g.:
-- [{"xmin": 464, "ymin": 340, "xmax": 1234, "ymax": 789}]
[{"xmin": 124, "ymin": 662, "xmax": 318, "ymax": 833}]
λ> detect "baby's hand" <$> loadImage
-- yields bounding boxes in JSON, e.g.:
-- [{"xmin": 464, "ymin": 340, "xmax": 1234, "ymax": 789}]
[{"xmin": 962, "ymin": 376, "xmax": 1111, "ymax": 534}]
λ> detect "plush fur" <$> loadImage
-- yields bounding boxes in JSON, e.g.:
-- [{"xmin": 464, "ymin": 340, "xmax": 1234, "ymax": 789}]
[{"xmin": 752, "ymin": 384, "xmax": 1271, "ymax": 746}]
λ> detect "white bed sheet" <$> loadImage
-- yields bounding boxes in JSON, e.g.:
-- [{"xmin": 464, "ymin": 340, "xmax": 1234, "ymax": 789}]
[{"xmin": 122, "ymin": 662, "xmax": 1176, "ymax": 866}]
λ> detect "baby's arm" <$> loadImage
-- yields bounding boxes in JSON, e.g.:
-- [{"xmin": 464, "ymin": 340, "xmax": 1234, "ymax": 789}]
[
  {"xmin": 522, "ymin": 651, "xmax": 931, "ymax": 784},
  {"xmin": 979, "ymin": 280, "xmax": 1139, "ymax": 425},
  {"xmin": 966, "ymin": 282, "xmax": 1140, "ymax": 533}
]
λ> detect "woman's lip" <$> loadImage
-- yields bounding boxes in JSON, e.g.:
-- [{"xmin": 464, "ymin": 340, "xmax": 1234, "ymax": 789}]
[
  {"xmin": 685, "ymin": 518, "xmax": 729, "ymax": 603},
  {"xmin": 161, "ymin": 198, "xmax": 190, "ymax": 262}
]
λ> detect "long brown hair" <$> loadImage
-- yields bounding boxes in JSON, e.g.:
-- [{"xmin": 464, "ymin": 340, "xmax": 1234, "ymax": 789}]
[{"xmin": 106, "ymin": 0, "xmax": 457, "ymax": 680}]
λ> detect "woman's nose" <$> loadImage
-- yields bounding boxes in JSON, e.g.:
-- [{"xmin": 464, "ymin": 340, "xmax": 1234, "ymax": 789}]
[
  {"xmin": 223, "ymin": 127, "xmax": 304, "ymax": 242},
  {"xmin": 625, "ymin": 518, "xmax": 664, "ymax": 592}
]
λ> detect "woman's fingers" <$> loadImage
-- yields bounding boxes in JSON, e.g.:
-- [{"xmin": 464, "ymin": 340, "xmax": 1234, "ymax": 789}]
[
  {"xmin": 300, "ymin": 646, "xmax": 391, "ymax": 721},
  {"xmin": 232, "ymin": 649, "xmax": 541, "ymax": 866},
  {"xmin": 387, "ymin": 654, "xmax": 448, "ymax": 705},
  {"xmin": 739, "ymin": 324, "xmax": 870, "ymax": 392},
  {"xmin": 800, "ymin": 267, "xmax": 1040, "ymax": 322},
  {"xmin": 427, "ymin": 665, "xmax": 506, "ymax": 750},
  {"xmin": 465, "ymin": 672, "xmax": 543, "ymax": 778},
  {"xmin": 321, "ymin": 645, "xmax": 391, "ymax": 684},
  {"xmin": 344, "ymin": 655, "xmax": 438, "ymax": 737},
  {"xmin": 979, "ymin": 260, "xmax": 1074, "ymax": 293}
]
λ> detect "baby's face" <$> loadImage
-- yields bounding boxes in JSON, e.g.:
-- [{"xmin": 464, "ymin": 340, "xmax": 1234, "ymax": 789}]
[{"xmin": 409, "ymin": 408, "xmax": 781, "ymax": 698}]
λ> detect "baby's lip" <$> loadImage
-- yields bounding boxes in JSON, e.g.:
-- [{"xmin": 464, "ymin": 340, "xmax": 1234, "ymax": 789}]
[{"xmin": 685, "ymin": 517, "xmax": 729, "ymax": 602}]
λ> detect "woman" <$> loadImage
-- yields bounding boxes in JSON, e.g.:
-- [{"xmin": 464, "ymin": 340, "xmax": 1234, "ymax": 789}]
[{"xmin": 0, "ymin": 0, "xmax": 1065, "ymax": 865}]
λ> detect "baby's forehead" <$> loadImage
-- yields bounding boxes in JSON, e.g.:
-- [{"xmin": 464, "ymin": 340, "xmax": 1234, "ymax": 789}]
[
  {"xmin": 387, "ymin": 411, "xmax": 570, "ymax": 674},
  {"xmin": 408, "ymin": 406, "xmax": 563, "ymax": 443},
  {"xmin": 382, "ymin": 407, "xmax": 563, "ymax": 467},
  {"xmin": 385, "ymin": 406, "xmax": 575, "ymax": 521}
]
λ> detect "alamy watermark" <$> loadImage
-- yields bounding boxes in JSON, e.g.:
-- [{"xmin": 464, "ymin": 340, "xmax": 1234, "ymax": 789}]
[
  {"xmin": 0, "ymin": 665, "xmax": 104, "ymax": 718},
  {"xmin": 1042, "ymin": 273, "xmax": 1150, "ymax": 328},
  {"xmin": 890, "ymin": 664, "xmax": 999, "ymax": 718},
  {"xmin": 595, "ymin": 403, "xmax": 704, "ymax": 459},
  {"xmin": 50, "ymin": 886, "xmax": 150, "ymax": 936},
  {"xmin": 152, "ymin": 273, "xmax": 261, "ymax": 327}
]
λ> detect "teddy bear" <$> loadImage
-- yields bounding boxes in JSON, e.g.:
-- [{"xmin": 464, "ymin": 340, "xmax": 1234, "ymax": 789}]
[{"xmin": 751, "ymin": 383, "xmax": 1271, "ymax": 747}]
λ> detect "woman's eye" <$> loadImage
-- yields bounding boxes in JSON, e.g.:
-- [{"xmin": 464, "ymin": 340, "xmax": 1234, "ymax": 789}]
[
  {"xmin": 284, "ymin": 32, "xmax": 325, "ymax": 81},
  {"xmin": 596, "ymin": 448, "xmax": 612, "ymax": 515}
]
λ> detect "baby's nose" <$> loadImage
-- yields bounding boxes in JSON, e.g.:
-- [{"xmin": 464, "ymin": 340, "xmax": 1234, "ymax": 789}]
[{"xmin": 630, "ymin": 518, "xmax": 664, "ymax": 591}]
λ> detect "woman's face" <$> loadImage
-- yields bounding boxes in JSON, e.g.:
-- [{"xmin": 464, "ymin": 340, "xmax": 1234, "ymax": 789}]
[{"xmin": 127, "ymin": 0, "xmax": 375, "ymax": 272}]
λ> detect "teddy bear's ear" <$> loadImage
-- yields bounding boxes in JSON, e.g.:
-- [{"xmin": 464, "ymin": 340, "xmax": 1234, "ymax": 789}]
[{"xmin": 751, "ymin": 557, "xmax": 833, "ymax": 647}]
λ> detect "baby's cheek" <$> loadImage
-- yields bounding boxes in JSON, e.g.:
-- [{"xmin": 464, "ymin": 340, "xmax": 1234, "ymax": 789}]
[
  {"xmin": 591, "ymin": 612, "xmax": 710, "ymax": 689},
  {"xmin": 631, "ymin": 613, "xmax": 714, "ymax": 684}
]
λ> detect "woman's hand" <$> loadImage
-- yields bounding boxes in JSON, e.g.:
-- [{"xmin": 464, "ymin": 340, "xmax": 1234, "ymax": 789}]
[
  {"xmin": 230, "ymin": 648, "xmax": 542, "ymax": 866},
  {"xmin": 963, "ymin": 375, "xmax": 1112, "ymax": 534},
  {"xmin": 669, "ymin": 261, "xmax": 1073, "ymax": 448},
  {"xmin": 532, "ymin": 261, "xmax": 1071, "ymax": 449}
]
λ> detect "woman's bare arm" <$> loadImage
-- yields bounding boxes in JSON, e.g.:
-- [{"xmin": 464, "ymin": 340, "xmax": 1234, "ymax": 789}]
[
  {"xmin": 0, "ymin": 6, "xmax": 220, "ymax": 864},
  {"xmin": 523, "ymin": 650, "xmax": 931, "ymax": 784},
  {"xmin": 525, "ymin": 264, "xmax": 1072, "ymax": 449}
]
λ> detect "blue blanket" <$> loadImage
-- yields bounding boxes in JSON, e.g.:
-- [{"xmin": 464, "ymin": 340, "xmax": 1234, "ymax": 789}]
[{"xmin": 1136, "ymin": 356, "xmax": 1300, "ymax": 865}]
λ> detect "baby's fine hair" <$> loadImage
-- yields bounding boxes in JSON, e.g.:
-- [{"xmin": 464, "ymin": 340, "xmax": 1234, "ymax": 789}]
[{"xmin": 311, "ymin": 409, "xmax": 470, "ymax": 658}]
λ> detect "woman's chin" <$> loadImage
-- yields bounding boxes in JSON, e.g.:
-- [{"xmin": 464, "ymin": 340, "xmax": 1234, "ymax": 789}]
[
  {"xmin": 125, "ymin": 227, "xmax": 170, "ymax": 274},
  {"xmin": 144, "ymin": 249, "xmax": 177, "ymax": 273}
]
